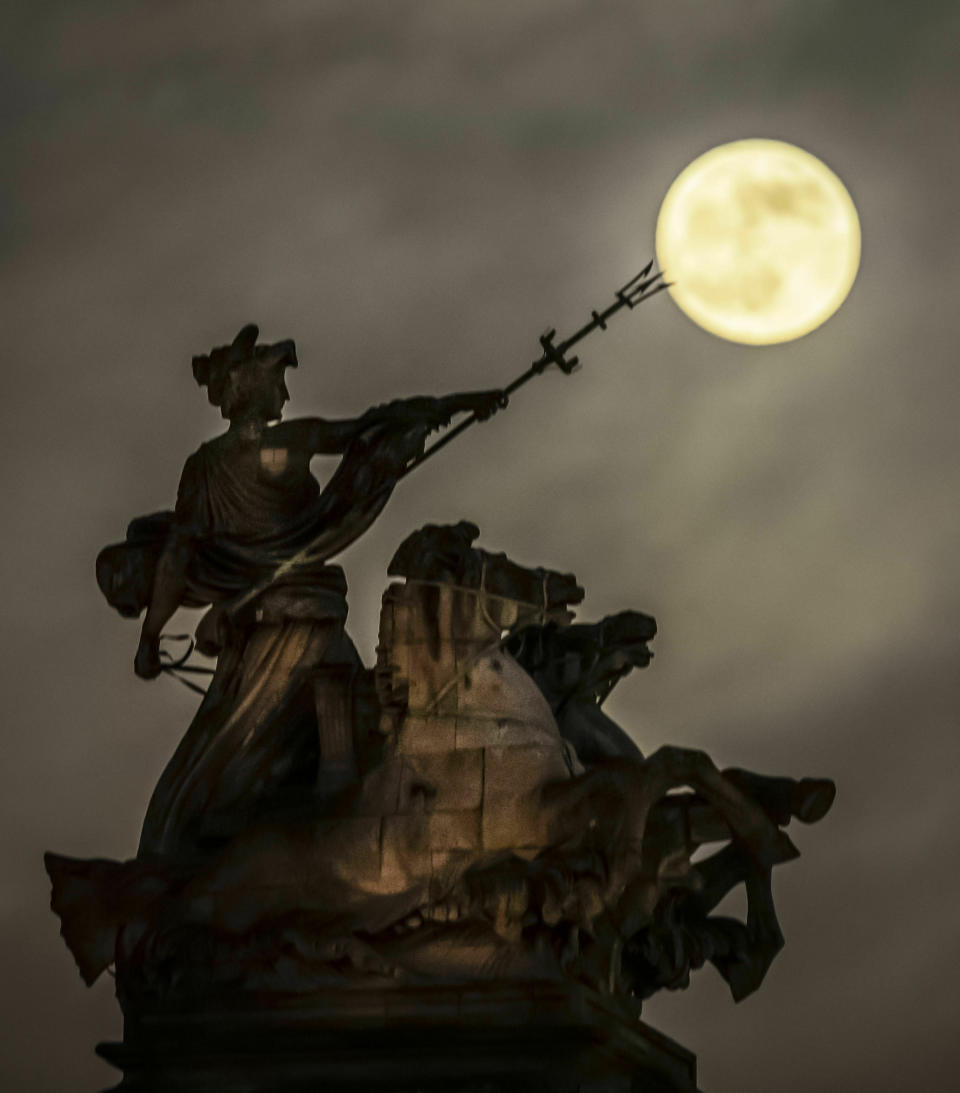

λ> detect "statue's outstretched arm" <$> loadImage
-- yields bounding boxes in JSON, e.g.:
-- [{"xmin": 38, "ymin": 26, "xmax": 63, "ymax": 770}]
[
  {"xmin": 266, "ymin": 416, "xmax": 377, "ymax": 456},
  {"xmin": 267, "ymin": 390, "xmax": 506, "ymax": 457},
  {"xmin": 397, "ymin": 390, "xmax": 506, "ymax": 425}
]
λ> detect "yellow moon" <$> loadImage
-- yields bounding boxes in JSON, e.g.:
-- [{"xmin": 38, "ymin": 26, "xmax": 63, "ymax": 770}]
[{"xmin": 655, "ymin": 139, "xmax": 861, "ymax": 345}]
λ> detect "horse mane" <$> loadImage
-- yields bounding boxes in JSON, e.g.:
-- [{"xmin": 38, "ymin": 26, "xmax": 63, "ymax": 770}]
[{"xmin": 387, "ymin": 521, "xmax": 584, "ymax": 612}]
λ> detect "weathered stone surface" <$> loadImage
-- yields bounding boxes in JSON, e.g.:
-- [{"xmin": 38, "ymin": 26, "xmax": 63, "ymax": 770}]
[
  {"xmin": 483, "ymin": 744, "xmax": 571, "ymax": 798},
  {"xmin": 426, "ymin": 808, "xmax": 483, "ymax": 852},
  {"xmin": 395, "ymin": 714, "xmax": 458, "ymax": 754},
  {"xmin": 481, "ymin": 745, "xmax": 570, "ymax": 851},
  {"xmin": 326, "ymin": 815, "xmax": 382, "ymax": 883},
  {"xmin": 356, "ymin": 756, "xmax": 404, "ymax": 816},
  {"xmin": 398, "ymin": 749, "xmax": 485, "ymax": 812},
  {"xmin": 380, "ymin": 812, "xmax": 431, "ymax": 886},
  {"xmin": 455, "ymin": 651, "xmax": 557, "ymax": 728},
  {"xmin": 455, "ymin": 713, "xmax": 560, "ymax": 750}
]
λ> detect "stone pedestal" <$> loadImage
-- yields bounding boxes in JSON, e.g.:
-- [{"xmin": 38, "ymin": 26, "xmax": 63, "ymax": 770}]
[{"xmin": 97, "ymin": 983, "xmax": 700, "ymax": 1092}]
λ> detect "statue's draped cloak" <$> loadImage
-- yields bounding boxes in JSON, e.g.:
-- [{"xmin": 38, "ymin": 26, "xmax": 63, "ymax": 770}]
[{"xmin": 136, "ymin": 427, "xmax": 408, "ymax": 858}]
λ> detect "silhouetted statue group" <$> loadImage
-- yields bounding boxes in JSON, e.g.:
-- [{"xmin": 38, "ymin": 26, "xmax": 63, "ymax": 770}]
[{"xmin": 47, "ymin": 324, "xmax": 833, "ymax": 1019}]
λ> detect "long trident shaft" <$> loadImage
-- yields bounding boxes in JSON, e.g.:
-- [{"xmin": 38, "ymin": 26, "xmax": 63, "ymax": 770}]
[
  {"xmin": 183, "ymin": 263, "xmax": 669, "ymax": 642},
  {"xmin": 401, "ymin": 261, "xmax": 669, "ymax": 478}
]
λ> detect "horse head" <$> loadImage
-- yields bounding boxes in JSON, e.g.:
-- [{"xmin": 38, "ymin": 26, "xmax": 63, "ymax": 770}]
[{"xmin": 387, "ymin": 520, "xmax": 480, "ymax": 583}]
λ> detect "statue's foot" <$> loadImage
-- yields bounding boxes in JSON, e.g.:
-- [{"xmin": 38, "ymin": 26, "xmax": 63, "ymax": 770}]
[{"xmin": 790, "ymin": 778, "xmax": 836, "ymax": 824}]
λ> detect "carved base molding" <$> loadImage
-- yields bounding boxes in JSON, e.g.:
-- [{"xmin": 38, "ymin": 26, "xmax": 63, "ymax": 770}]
[{"xmin": 97, "ymin": 982, "xmax": 700, "ymax": 1092}]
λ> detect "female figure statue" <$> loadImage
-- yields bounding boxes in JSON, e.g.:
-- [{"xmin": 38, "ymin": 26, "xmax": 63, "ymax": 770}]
[{"xmin": 101, "ymin": 323, "xmax": 503, "ymax": 858}]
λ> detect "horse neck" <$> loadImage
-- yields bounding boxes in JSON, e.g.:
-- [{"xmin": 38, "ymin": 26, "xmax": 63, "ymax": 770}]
[{"xmin": 402, "ymin": 578, "xmax": 530, "ymax": 649}]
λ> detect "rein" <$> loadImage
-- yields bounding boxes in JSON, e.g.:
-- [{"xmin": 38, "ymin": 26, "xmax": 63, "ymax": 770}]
[
  {"xmin": 158, "ymin": 634, "xmax": 215, "ymax": 697},
  {"xmin": 407, "ymin": 565, "xmax": 554, "ymax": 716},
  {"xmin": 157, "ymin": 565, "xmax": 558, "ymax": 710}
]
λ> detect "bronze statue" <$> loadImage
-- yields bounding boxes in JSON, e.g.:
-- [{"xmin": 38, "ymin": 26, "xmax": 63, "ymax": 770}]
[
  {"xmin": 97, "ymin": 325, "xmax": 505, "ymax": 858},
  {"xmin": 46, "ymin": 286, "xmax": 835, "ymax": 1091}
]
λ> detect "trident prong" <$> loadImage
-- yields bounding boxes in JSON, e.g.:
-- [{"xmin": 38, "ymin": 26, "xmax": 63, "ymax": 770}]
[
  {"xmin": 618, "ymin": 270, "xmax": 668, "ymax": 309},
  {"xmin": 618, "ymin": 260, "xmax": 656, "ymax": 293}
]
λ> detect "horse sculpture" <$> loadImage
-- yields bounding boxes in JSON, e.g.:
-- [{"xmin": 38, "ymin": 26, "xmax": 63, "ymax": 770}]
[{"xmin": 46, "ymin": 521, "xmax": 833, "ymax": 1009}]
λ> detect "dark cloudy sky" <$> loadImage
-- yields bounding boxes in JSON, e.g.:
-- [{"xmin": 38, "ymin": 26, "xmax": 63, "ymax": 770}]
[{"xmin": 3, "ymin": 3, "xmax": 959, "ymax": 1090}]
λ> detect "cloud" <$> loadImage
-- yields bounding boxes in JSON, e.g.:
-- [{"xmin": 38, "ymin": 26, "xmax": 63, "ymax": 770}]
[{"xmin": 3, "ymin": 4, "xmax": 959, "ymax": 1091}]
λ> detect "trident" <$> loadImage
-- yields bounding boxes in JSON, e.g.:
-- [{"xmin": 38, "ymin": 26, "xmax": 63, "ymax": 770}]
[
  {"xmin": 158, "ymin": 263, "xmax": 669, "ymax": 692},
  {"xmin": 403, "ymin": 261, "xmax": 669, "ymax": 477}
]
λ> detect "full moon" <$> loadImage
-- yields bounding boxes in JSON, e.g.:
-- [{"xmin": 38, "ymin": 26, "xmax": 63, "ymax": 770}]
[{"xmin": 655, "ymin": 139, "xmax": 861, "ymax": 345}]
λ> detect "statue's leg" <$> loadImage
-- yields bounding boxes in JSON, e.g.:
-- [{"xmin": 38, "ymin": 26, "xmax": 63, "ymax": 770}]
[
  {"xmin": 636, "ymin": 841, "xmax": 784, "ymax": 1002},
  {"xmin": 556, "ymin": 704, "xmax": 644, "ymax": 765},
  {"xmin": 706, "ymin": 862, "xmax": 784, "ymax": 1002},
  {"xmin": 643, "ymin": 771, "xmax": 835, "ymax": 871},
  {"xmin": 687, "ymin": 842, "xmax": 750, "ymax": 912},
  {"xmin": 540, "ymin": 749, "xmax": 795, "ymax": 935},
  {"xmin": 722, "ymin": 768, "xmax": 836, "ymax": 825},
  {"xmin": 137, "ymin": 634, "xmax": 246, "ymax": 858},
  {"xmin": 640, "ymin": 747, "xmax": 799, "ymax": 869},
  {"xmin": 139, "ymin": 620, "xmax": 341, "ymax": 858},
  {"xmin": 612, "ymin": 754, "xmax": 823, "ymax": 1004},
  {"xmin": 645, "ymin": 791, "xmax": 732, "ymax": 855}
]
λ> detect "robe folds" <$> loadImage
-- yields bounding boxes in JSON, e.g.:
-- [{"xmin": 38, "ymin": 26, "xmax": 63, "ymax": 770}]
[{"xmin": 96, "ymin": 421, "xmax": 421, "ymax": 858}]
